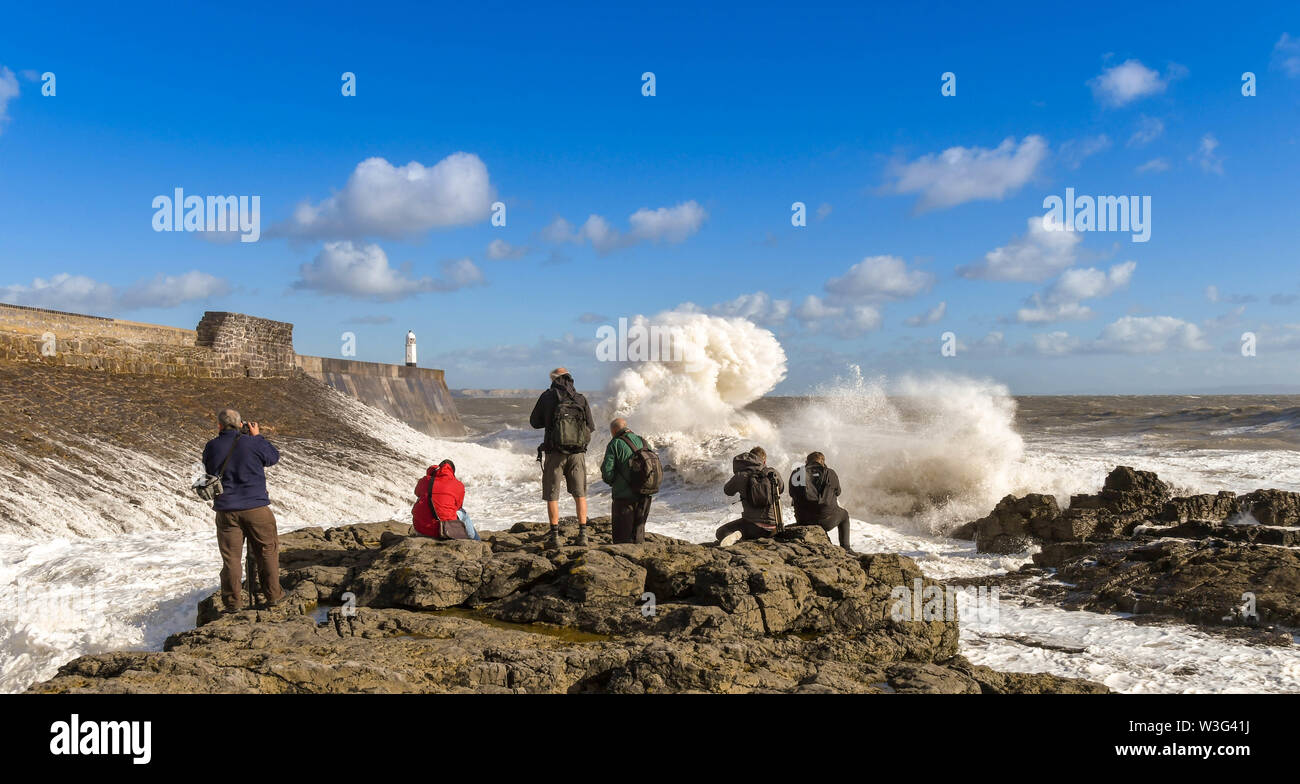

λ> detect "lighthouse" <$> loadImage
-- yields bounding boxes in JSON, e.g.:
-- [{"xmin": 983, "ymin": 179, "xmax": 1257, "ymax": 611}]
[{"xmin": 405, "ymin": 330, "xmax": 417, "ymax": 367}]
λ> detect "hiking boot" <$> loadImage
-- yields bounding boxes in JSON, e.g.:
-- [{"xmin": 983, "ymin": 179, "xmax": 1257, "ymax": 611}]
[
  {"xmin": 575, "ymin": 525, "xmax": 589, "ymax": 547},
  {"xmin": 545, "ymin": 526, "xmax": 562, "ymax": 550},
  {"xmin": 262, "ymin": 592, "xmax": 290, "ymax": 609},
  {"xmin": 718, "ymin": 531, "xmax": 743, "ymax": 547}
]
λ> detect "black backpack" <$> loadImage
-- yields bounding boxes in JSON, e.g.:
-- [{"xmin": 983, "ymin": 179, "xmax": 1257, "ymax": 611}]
[
  {"xmin": 618, "ymin": 432, "xmax": 662, "ymax": 495},
  {"xmin": 548, "ymin": 391, "xmax": 592, "ymax": 453},
  {"xmin": 791, "ymin": 464, "xmax": 829, "ymax": 504},
  {"xmin": 742, "ymin": 467, "xmax": 780, "ymax": 511}
]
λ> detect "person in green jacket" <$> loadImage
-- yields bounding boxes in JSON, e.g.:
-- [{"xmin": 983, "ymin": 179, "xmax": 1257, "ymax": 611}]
[{"xmin": 601, "ymin": 417, "xmax": 653, "ymax": 544}]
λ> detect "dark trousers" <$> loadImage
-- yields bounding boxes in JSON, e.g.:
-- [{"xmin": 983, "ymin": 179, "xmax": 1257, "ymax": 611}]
[
  {"xmin": 215, "ymin": 505, "xmax": 284, "ymax": 609},
  {"xmin": 796, "ymin": 507, "xmax": 852, "ymax": 548},
  {"xmin": 714, "ymin": 518, "xmax": 774, "ymax": 542},
  {"xmin": 612, "ymin": 496, "xmax": 653, "ymax": 544}
]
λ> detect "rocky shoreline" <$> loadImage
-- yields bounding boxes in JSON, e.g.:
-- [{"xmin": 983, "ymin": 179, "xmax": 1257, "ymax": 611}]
[
  {"xmin": 951, "ymin": 466, "xmax": 1300, "ymax": 641},
  {"xmin": 32, "ymin": 464, "xmax": 1293, "ymax": 694},
  {"xmin": 32, "ymin": 521, "xmax": 1104, "ymax": 694}
]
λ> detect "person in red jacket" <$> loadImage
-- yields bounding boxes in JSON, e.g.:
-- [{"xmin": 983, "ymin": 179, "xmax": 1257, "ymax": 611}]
[{"xmin": 411, "ymin": 460, "xmax": 478, "ymax": 539}]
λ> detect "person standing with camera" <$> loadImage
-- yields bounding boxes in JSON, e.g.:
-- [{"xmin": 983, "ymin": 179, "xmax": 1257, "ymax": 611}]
[{"xmin": 201, "ymin": 407, "xmax": 285, "ymax": 611}]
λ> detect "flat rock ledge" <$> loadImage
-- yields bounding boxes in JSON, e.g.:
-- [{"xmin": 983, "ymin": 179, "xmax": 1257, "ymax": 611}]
[{"xmin": 31, "ymin": 521, "xmax": 1105, "ymax": 694}]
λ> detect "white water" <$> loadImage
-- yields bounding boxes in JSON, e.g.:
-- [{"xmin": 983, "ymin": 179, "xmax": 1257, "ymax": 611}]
[{"xmin": 2, "ymin": 312, "xmax": 1298, "ymax": 693}]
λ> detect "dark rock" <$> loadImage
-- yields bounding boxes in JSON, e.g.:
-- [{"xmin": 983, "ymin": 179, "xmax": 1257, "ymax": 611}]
[
  {"xmin": 966, "ymin": 493, "xmax": 1061, "ymax": 553},
  {"xmin": 29, "ymin": 520, "xmax": 1105, "ymax": 695},
  {"xmin": 1037, "ymin": 538, "xmax": 1300, "ymax": 629}
]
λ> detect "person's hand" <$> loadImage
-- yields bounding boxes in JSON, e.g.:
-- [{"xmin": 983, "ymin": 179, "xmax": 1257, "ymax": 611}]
[{"xmin": 247, "ymin": 421, "xmax": 260, "ymax": 436}]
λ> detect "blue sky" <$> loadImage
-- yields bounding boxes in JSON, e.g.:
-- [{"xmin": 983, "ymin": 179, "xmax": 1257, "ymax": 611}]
[{"xmin": 1, "ymin": 1, "xmax": 1298, "ymax": 394}]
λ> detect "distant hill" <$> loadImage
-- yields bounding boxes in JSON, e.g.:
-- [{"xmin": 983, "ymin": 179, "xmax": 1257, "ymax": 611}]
[{"xmin": 453, "ymin": 388, "xmax": 546, "ymax": 398}]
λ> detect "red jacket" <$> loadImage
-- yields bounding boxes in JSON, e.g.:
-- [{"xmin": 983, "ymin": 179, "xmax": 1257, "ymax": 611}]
[{"xmin": 411, "ymin": 463, "xmax": 465, "ymax": 537}]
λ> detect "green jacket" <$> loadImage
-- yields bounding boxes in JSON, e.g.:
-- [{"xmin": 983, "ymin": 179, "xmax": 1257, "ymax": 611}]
[{"xmin": 601, "ymin": 430, "xmax": 646, "ymax": 500}]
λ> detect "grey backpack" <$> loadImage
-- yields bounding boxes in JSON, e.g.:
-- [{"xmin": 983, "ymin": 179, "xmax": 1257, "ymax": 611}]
[{"xmin": 193, "ymin": 434, "xmax": 241, "ymax": 503}]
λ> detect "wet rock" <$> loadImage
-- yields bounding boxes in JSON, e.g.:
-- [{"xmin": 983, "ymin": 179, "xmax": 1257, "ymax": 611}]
[
  {"xmin": 1034, "ymin": 538, "xmax": 1300, "ymax": 629},
  {"xmin": 966, "ymin": 493, "xmax": 1060, "ymax": 553},
  {"xmin": 30, "ymin": 519, "xmax": 1104, "ymax": 694}
]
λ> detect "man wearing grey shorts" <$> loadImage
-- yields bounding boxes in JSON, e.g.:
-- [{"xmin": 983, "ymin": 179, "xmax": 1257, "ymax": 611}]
[{"xmin": 530, "ymin": 367, "xmax": 596, "ymax": 549}]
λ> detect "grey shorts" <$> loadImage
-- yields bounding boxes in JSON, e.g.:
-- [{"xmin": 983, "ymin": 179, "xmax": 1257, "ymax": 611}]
[{"xmin": 542, "ymin": 451, "xmax": 587, "ymax": 500}]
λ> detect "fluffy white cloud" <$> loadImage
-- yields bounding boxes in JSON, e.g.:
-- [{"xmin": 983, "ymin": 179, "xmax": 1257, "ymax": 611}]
[
  {"xmin": 1028, "ymin": 316, "xmax": 1209, "ymax": 356},
  {"xmin": 793, "ymin": 295, "xmax": 881, "ymax": 337},
  {"xmin": 543, "ymin": 201, "xmax": 707, "ymax": 254},
  {"xmin": 120, "ymin": 271, "xmax": 231, "ymax": 310},
  {"xmin": 706, "ymin": 291, "xmax": 792, "ymax": 327},
  {"xmin": 628, "ymin": 201, "xmax": 708, "ymax": 243},
  {"xmin": 959, "ymin": 217, "xmax": 1081, "ymax": 282},
  {"xmin": 0, "ymin": 270, "xmax": 228, "ymax": 313},
  {"xmin": 1088, "ymin": 60, "xmax": 1170, "ymax": 107},
  {"xmin": 0, "ymin": 67, "xmax": 17, "ymax": 133},
  {"xmin": 1274, "ymin": 33, "xmax": 1300, "ymax": 78},
  {"xmin": 826, "ymin": 255, "xmax": 934, "ymax": 302},
  {"xmin": 1092, "ymin": 315, "xmax": 1210, "ymax": 353},
  {"xmin": 293, "ymin": 241, "xmax": 483, "ymax": 301},
  {"xmin": 1032, "ymin": 331, "xmax": 1080, "ymax": 356},
  {"xmin": 904, "ymin": 300, "xmax": 947, "ymax": 327},
  {"xmin": 883, "ymin": 136, "xmax": 1048, "ymax": 211},
  {"xmin": 277, "ymin": 154, "xmax": 495, "ymax": 239},
  {"xmin": 1191, "ymin": 134, "xmax": 1223, "ymax": 174},
  {"xmin": 486, "ymin": 238, "xmax": 527, "ymax": 260},
  {"xmin": 1016, "ymin": 261, "xmax": 1136, "ymax": 324},
  {"xmin": 1049, "ymin": 261, "xmax": 1136, "ymax": 302}
]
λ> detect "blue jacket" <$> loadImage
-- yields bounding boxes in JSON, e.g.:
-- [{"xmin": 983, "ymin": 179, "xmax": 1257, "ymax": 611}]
[{"xmin": 202, "ymin": 428, "xmax": 281, "ymax": 511}]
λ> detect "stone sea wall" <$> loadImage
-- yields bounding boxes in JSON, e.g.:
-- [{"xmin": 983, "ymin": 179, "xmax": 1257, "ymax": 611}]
[{"xmin": 0, "ymin": 303, "xmax": 463, "ymax": 434}]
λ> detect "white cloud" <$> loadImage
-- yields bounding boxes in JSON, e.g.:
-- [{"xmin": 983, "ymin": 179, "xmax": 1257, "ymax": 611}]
[
  {"xmin": 904, "ymin": 300, "xmax": 947, "ymax": 327},
  {"xmin": 959, "ymin": 217, "xmax": 1081, "ymax": 282},
  {"xmin": 1273, "ymin": 33, "xmax": 1300, "ymax": 78},
  {"xmin": 1027, "ymin": 316, "xmax": 1209, "ymax": 356},
  {"xmin": 627, "ymin": 201, "xmax": 708, "ymax": 243},
  {"xmin": 1191, "ymin": 134, "xmax": 1224, "ymax": 174},
  {"xmin": 1016, "ymin": 261, "xmax": 1136, "ymax": 324},
  {"xmin": 1058, "ymin": 135, "xmax": 1111, "ymax": 170},
  {"xmin": 1049, "ymin": 261, "xmax": 1137, "ymax": 302},
  {"xmin": 120, "ymin": 271, "xmax": 231, "ymax": 310},
  {"xmin": 706, "ymin": 291, "xmax": 792, "ymax": 327},
  {"xmin": 1033, "ymin": 331, "xmax": 1080, "ymax": 356},
  {"xmin": 883, "ymin": 135, "xmax": 1048, "ymax": 211},
  {"xmin": 793, "ymin": 295, "xmax": 881, "ymax": 337},
  {"xmin": 826, "ymin": 255, "xmax": 934, "ymax": 302},
  {"xmin": 0, "ymin": 270, "xmax": 227, "ymax": 313},
  {"xmin": 487, "ymin": 238, "xmax": 527, "ymax": 260},
  {"xmin": 1136, "ymin": 157, "xmax": 1169, "ymax": 174},
  {"xmin": 0, "ymin": 67, "xmax": 18, "ymax": 133},
  {"xmin": 1092, "ymin": 315, "xmax": 1210, "ymax": 353},
  {"xmin": 1128, "ymin": 115, "xmax": 1164, "ymax": 146},
  {"xmin": 543, "ymin": 201, "xmax": 707, "ymax": 254},
  {"xmin": 1088, "ymin": 59, "xmax": 1172, "ymax": 107},
  {"xmin": 276, "ymin": 153, "xmax": 495, "ymax": 239},
  {"xmin": 292, "ymin": 241, "xmax": 483, "ymax": 301}
]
